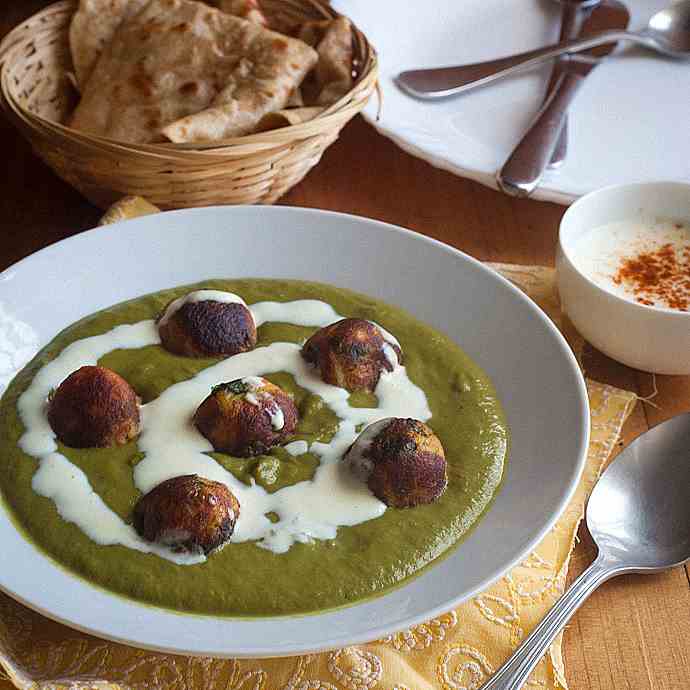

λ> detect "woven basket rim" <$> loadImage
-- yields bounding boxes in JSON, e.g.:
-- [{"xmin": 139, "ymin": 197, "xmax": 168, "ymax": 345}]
[{"xmin": 0, "ymin": 0, "xmax": 378, "ymax": 154}]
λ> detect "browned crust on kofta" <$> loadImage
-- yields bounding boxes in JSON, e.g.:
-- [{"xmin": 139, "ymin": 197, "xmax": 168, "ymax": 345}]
[
  {"xmin": 133, "ymin": 474, "xmax": 240, "ymax": 555},
  {"xmin": 362, "ymin": 418, "xmax": 447, "ymax": 508},
  {"xmin": 47, "ymin": 365, "xmax": 140, "ymax": 448},
  {"xmin": 301, "ymin": 318, "xmax": 403, "ymax": 392},
  {"xmin": 158, "ymin": 300, "xmax": 257, "ymax": 357},
  {"xmin": 194, "ymin": 378, "xmax": 299, "ymax": 457}
]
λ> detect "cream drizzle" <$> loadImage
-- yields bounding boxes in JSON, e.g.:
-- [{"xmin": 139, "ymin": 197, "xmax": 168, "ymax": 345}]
[
  {"xmin": 32, "ymin": 454, "xmax": 203, "ymax": 565},
  {"xmin": 18, "ymin": 321, "xmax": 160, "ymax": 458},
  {"xmin": 345, "ymin": 418, "xmax": 394, "ymax": 481},
  {"xmin": 370, "ymin": 320, "xmax": 400, "ymax": 348},
  {"xmin": 241, "ymin": 376, "xmax": 284, "ymax": 430},
  {"xmin": 284, "ymin": 439, "xmax": 309, "ymax": 456},
  {"xmin": 251, "ymin": 300, "xmax": 339, "ymax": 329},
  {"xmin": 158, "ymin": 290, "xmax": 247, "ymax": 327},
  {"xmin": 17, "ymin": 295, "xmax": 432, "ymax": 563}
]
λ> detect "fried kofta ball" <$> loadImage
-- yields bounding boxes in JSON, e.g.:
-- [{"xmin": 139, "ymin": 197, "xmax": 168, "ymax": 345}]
[
  {"xmin": 47, "ymin": 365, "xmax": 140, "ymax": 448},
  {"xmin": 158, "ymin": 291, "xmax": 257, "ymax": 358},
  {"xmin": 133, "ymin": 475, "xmax": 240, "ymax": 555},
  {"xmin": 194, "ymin": 377, "xmax": 298, "ymax": 457},
  {"xmin": 345, "ymin": 417, "xmax": 447, "ymax": 508},
  {"xmin": 301, "ymin": 318, "xmax": 402, "ymax": 392}
]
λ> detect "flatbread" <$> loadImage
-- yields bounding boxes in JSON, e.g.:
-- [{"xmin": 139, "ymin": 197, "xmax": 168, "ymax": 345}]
[
  {"xmin": 69, "ymin": 0, "xmax": 317, "ymax": 144},
  {"xmin": 214, "ymin": 0, "xmax": 267, "ymax": 25},
  {"xmin": 298, "ymin": 17, "xmax": 353, "ymax": 106},
  {"xmin": 286, "ymin": 87, "xmax": 304, "ymax": 107},
  {"xmin": 70, "ymin": 0, "xmax": 269, "ymax": 90},
  {"xmin": 255, "ymin": 106, "xmax": 323, "ymax": 132},
  {"xmin": 69, "ymin": 0, "xmax": 149, "ymax": 90},
  {"xmin": 99, "ymin": 195, "xmax": 161, "ymax": 224}
]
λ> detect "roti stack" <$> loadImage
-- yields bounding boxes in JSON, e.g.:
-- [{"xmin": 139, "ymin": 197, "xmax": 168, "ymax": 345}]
[
  {"xmin": 69, "ymin": 0, "xmax": 150, "ymax": 89},
  {"xmin": 68, "ymin": 0, "xmax": 353, "ymax": 144}
]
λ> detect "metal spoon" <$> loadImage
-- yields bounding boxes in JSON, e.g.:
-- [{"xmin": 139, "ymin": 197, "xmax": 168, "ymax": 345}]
[
  {"xmin": 396, "ymin": 1, "xmax": 690, "ymax": 99},
  {"xmin": 480, "ymin": 413, "xmax": 690, "ymax": 690}
]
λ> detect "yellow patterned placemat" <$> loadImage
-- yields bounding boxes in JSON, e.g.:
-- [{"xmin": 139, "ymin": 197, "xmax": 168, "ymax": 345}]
[{"xmin": 0, "ymin": 200, "xmax": 638, "ymax": 690}]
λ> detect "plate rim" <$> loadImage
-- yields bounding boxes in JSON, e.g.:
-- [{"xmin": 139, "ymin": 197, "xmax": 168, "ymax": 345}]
[
  {"xmin": 345, "ymin": 0, "xmax": 688, "ymax": 206},
  {"xmin": 0, "ymin": 205, "xmax": 590, "ymax": 657},
  {"xmin": 361, "ymin": 105, "xmax": 578, "ymax": 206}
]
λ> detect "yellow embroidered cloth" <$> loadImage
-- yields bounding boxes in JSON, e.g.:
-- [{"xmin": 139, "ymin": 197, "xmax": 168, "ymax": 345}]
[{"xmin": 0, "ymin": 200, "xmax": 638, "ymax": 690}]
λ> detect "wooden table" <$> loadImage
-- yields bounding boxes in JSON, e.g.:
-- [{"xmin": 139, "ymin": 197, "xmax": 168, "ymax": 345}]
[{"xmin": 1, "ymin": 4, "xmax": 688, "ymax": 689}]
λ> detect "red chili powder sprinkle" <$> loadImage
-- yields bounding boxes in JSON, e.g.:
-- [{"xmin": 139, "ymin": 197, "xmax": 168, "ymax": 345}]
[{"xmin": 613, "ymin": 242, "xmax": 690, "ymax": 311}]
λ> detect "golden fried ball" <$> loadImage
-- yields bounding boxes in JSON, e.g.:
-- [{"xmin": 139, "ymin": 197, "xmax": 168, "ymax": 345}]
[
  {"xmin": 133, "ymin": 475, "xmax": 240, "ymax": 555},
  {"xmin": 194, "ymin": 377, "xmax": 298, "ymax": 457},
  {"xmin": 158, "ymin": 293, "xmax": 257, "ymax": 358},
  {"xmin": 47, "ymin": 365, "xmax": 140, "ymax": 448},
  {"xmin": 301, "ymin": 318, "xmax": 402, "ymax": 392},
  {"xmin": 345, "ymin": 418, "xmax": 447, "ymax": 508}
]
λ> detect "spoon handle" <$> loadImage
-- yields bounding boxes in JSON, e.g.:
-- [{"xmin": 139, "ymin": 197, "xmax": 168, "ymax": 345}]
[
  {"xmin": 396, "ymin": 29, "xmax": 639, "ymax": 99},
  {"xmin": 479, "ymin": 556, "xmax": 617, "ymax": 690},
  {"xmin": 496, "ymin": 69, "xmax": 585, "ymax": 197},
  {"xmin": 548, "ymin": 1, "xmax": 593, "ymax": 168}
]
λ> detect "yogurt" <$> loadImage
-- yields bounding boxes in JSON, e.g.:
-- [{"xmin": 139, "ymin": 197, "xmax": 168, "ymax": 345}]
[{"xmin": 569, "ymin": 218, "xmax": 690, "ymax": 311}]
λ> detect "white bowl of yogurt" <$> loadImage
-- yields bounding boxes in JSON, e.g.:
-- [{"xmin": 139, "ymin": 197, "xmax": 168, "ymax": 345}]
[{"xmin": 557, "ymin": 181, "xmax": 690, "ymax": 375}]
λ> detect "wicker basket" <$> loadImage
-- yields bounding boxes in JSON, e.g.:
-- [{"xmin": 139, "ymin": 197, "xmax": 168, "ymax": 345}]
[{"xmin": 0, "ymin": 0, "xmax": 377, "ymax": 209}]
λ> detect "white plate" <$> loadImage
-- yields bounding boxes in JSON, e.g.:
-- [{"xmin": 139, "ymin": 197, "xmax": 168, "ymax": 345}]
[
  {"xmin": 335, "ymin": 0, "xmax": 690, "ymax": 204},
  {"xmin": 0, "ymin": 206, "xmax": 589, "ymax": 657}
]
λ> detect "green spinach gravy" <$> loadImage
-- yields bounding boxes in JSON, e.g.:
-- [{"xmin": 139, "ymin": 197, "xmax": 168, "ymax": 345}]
[{"xmin": 0, "ymin": 280, "xmax": 508, "ymax": 616}]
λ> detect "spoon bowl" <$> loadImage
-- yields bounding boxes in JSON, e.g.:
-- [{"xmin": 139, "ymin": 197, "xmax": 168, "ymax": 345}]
[
  {"xmin": 587, "ymin": 413, "xmax": 690, "ymax": 571},
  {"xmin": 481, "ymin": 413, "xmax": 690, "ymax": 689},
  {"xmin": 646, "ymin": 2, "xmax": 690, "ymax": 56}
]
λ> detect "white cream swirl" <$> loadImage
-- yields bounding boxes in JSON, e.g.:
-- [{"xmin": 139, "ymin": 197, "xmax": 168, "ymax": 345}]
[{"xmin": 17, "ymin": 296, "xmax": 431, "ymax": 563}]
